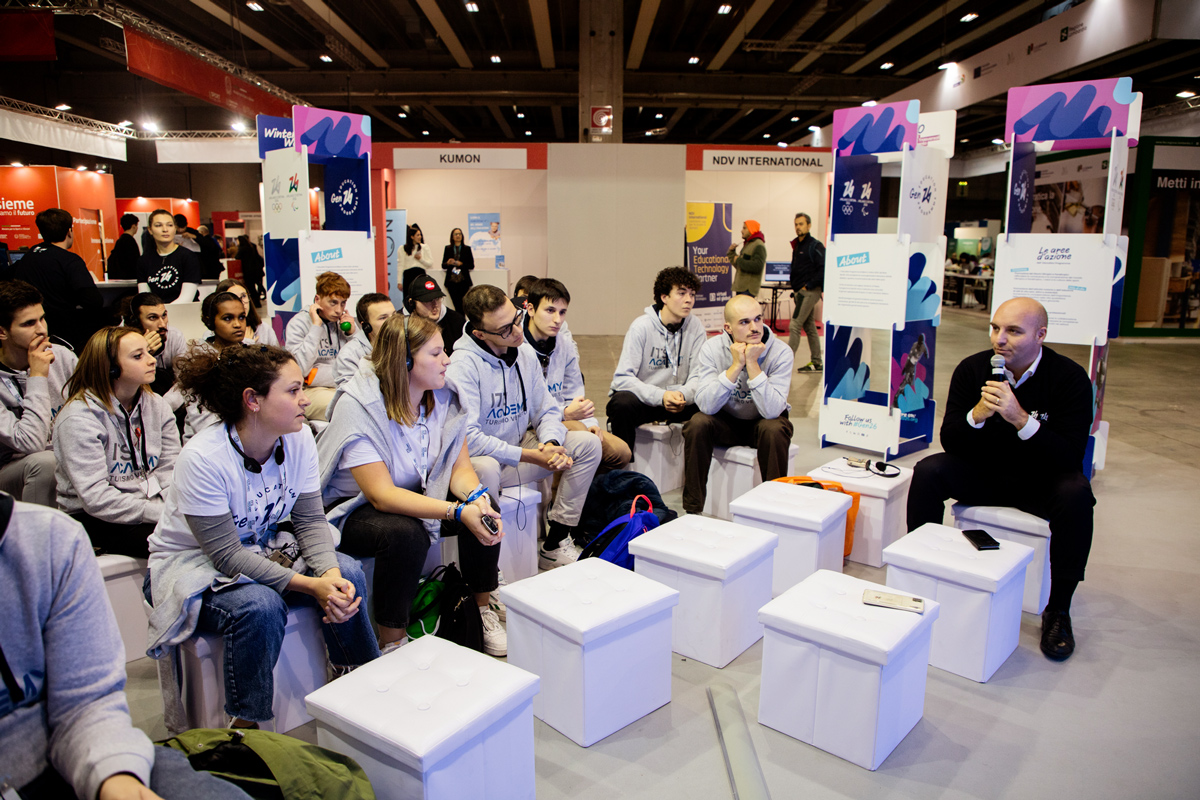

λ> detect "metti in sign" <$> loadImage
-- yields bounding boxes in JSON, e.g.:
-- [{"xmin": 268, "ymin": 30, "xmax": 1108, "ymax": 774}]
[
  {"xmin": 836, "ymin": 252, "xmax": 870, "ymax": 268},
  {"xmin": 312, "ymin": 247, "xmax": 343, "ymax": 263}
]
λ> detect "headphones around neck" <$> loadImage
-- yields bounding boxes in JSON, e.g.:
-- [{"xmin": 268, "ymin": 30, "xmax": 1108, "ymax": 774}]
[{"xmin": 227, "ymin": 426, "xmax": 285, "ymax": 474}]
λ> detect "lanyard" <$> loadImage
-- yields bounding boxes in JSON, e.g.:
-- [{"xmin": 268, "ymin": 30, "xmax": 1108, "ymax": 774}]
[
  {"xmin": 119, "ymin": 400, "xmax": 148, "ymax": 475},
  {"xmin": 396, "ymin": 407, "xmax": 430, "ymax": 491}
]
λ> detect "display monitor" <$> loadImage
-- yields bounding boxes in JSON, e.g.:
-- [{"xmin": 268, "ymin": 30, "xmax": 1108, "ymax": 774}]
[{"xmin": 763, "ymin": 261, "xmax": 791, "ymax": 284}]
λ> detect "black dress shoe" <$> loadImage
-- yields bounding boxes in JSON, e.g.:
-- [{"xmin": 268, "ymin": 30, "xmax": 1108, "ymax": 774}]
[{"xmin": 1040, "ymin": 609, "xmax": 1075, "ymax": 661}]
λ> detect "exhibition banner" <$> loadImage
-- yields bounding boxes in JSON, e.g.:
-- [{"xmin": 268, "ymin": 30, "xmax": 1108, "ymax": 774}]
[
  {"xmin": 891, "ymin": 319, "xmax": 937, "ymax": 438},
  {"xmin": 257, "ymin": 115, "xmax": 294, "ymax": 159},
  {"xmin": 830, "ymin": 156, "xmax": 881, "ymax": 236},
  {"xmin": 685, "ymin": 202, "xmax": 734, "ymax": 331},
  {"xmin": 897, "ymin": 144, "xmax": 949, "ymax": 244},
  {"xmin": 906, "ymin": 240, "xmax": 946, "ymax": 323},
  {"xmin": 293, "ymin": 107, "xmax": 371, "ymax": 161},
  {"xmin": 264, "ymin": 233, "xmax": 300, "ymax": 315},
  {"xmin": 468, "ymin": 212, "xmax": 502, "ymax": 258},
  {"xmin": 993, "ymin": 233, "xmax": 1114, "ymax": 345},
  {"xmin": 832, "ymin": 101, "xmax": 919, "ymax": 157},
  {"xmin": 824, "ymin": 233, "xmax": 908, "ymax": 330},
  {"xmin": 823, "ymin": 322, "xmax": 872, "ymax": 401},
  {"xmin": 1103, "ymin": 134, "xmax": 1129, "ymax": 240},
  {"xmin": 394, "ymin": 148, "xmax": 528, "ymax": 170},
  {"xmin": 123, "ymin": 27, "xmax": 291, "ymax": 118},
  {"xmin": 1090, "ymin": 343, "xmax": 1109, "ymax": 435},
  {"xmin": 1006, "ymin": 78, "xmax": 1142, "ymax": 151},
  {"xmin": 819, "ymin": 396, "xmax": 902, "ymax": 456},
  {"xmin": 298, "ymin": 230, "xmax": 375, "ymax": 312},
  {"xmin": 384, "ymin": 208, "xmax": 407, "ymax": 307},
  {"xmin": 0, "ymin": 108, "xmax": 126, "ymax": 162},
  {"xmin": 0, "ymin": 165, "xmax": 58, "ymax": 248},
  {"xmin": 262, "ymin": 146, "xmax": 310, "ymax": 240},
  {"xmin": 1006, "ymin": 142, "xmax": 1036, "ymax": 235},
  {"xmin": 0, "ymin": 11, "xmax": 55, "ymax": 61},
  {"xmin": 688, "ymin": 147, "xmax": 832, "ymax": 173},
  {"xmin": 323, "ymin": 157, "xmax": 370, "ymax": 233}
]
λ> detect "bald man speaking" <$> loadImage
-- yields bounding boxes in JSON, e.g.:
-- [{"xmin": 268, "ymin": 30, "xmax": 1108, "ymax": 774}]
[
  {"xmin": 682, "ymin": 294, "xmax": 794, "ymax": 515},
  {"xmin": 907, "ymin": 297, "xmax": 1096, "ymax": 662}
]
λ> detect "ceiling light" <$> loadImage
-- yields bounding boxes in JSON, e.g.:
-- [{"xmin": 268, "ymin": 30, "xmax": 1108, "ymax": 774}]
[
  {"xmin": 319, "ymin": 55, "xmax": 333, "ymax": 63},
  {"xmin": 959, "ymin": 137, "xmax": 968, "ymax": 142},
  {"xmin": 465, "ymin": 1, "xmax": 479, "ymax": 11},
  {"xmin": 117, "ymin": 120, "xmax": 132, "ymax": 127},
  {"xmin": 96, "ymin": 166, "xmax": 107, "ymax": 173},
  {"xmin": 718, "ymin": 4, "xmax": 732, "ymax": 13},
  {"xmin": 655, "ymin": 113, "xmax": 663, "ymax": 119},
  {"xmin": 762, "ymin": 133, "xmax": 771, "ymax": 138},
  {"xmin": 491, "ymin": 55, "xmax": 501, "ymax": 63},
  {"xmin": 185, "ymin": 198, "xmax": 193, "ymax": 203},
  {"xmin": 960, "ymin": 13, "xmax": 978, "ymax": 22},
  {"xmin": 397, "ymin": 112, "xmax": 407, "ymax": 118},
  {"xmin": 516, "ymin": 112, "xmax": 525, "ymax": 119},
  {"xmin": 688, "ymin": 57, "xmax": 700, "ymax": 65},
  {"xmin": 1177, "ymin": 91, "xmax": 1197, "ymax": 99},
  {"xmin": 777, "ymin": 141, "xmax": 787, "ymax": 148},
  {"xmin": 231, "ymin": 121, "xmax": 246, "ymax": 131},
  {"xmin": 938, "ymin": 62, "xmax": 955, "ymax": 70},
  {"xmin": 55, "ymin": 103, "xmax": 71, "ymax": 111},
  {"xmin": 142, "ymin": 121, "xmax": 158, "ymax": 132},
  {"xmin": 880, "ymin": 62, "xmax": 894, "ymax": 70},
  {"xmin": 11, "ymin": 162, "xmax": 24, "ymax": 167},
  {"xmin": 525, "ymin": 130, "xmax": 532, "ymax": 136},
  {"xmin": 76, "ymin": 166, "xmax": 87, "ymax": 171},
  {"xmin": 245, "ymin": 1, "xmax": 263, "ymax": 10},
  {"xmin": 861, "ymin": 100, "xmax": 877, "ymax": 107},
  {"xmin": 791, "ymin": 116, "xmax": 800, "ymax": 122},
  {"xmin": 992, "ymin": 138, "xmax": 1005, "ymax": 145},
  {"xmin": 645, "ymin": 131, "xmax": 653, "ymax": 136},
  {"xmin": 808, "ymin": 125, "xmax": 820, "ymax": 132},
  {"xmin": 422, "ymin": 130, "xmax": 429, "ymax": 135}
]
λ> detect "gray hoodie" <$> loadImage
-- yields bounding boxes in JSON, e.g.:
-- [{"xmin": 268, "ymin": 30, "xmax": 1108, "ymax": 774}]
[
  {"xmin": 445, "ymin": 331, "xmax": 566, "ymax": 467},
  {"xmin": 0, "ymin": 498, "xmax": 155, "ymax": 798},
  {"xmin": 0, "ymin": 344, "xmax": 77, "ymax": 465},
  {"xmin": 317, "ymin": 364, "xmax": 467, "ymax": 542},
  {"xmin": 693, "ymin": 328, "xmax": 794, "ymax": 420},
  {"xmin": 609, "ymin": 306, "xmax": 706, "ymax": 406},
  {"xmin": 334, "ymin": 328, "xmax": 371, "ymax": 386},
  {"xmin": 54, "ymin": 390, "xmax": 180, "ymax": 524},
  {"xmin": 285, "ymin": 312, "xmax": 353, "ymax": 389}
]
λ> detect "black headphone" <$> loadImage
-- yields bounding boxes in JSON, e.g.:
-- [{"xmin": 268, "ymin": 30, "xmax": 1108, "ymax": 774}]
[
  {"xmin": 227, "ymin": 426, "xmax": 285, "ymax": 474},
  {"xmin": 358, "ymin": 310, "xmax": 373, "ymax": 338},
  {"xmin": 108, "ymin": 329, "xmax": 123, "ymax": 382},
  {"xmin": 868, "ymin": 461, "xmax": 901, "ymax": 478}
]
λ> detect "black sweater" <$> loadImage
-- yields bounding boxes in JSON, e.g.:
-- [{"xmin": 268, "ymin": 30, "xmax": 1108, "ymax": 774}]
[{"xmin": 940, "ymin": 347, "xmax": 1093, "ymax": 476}]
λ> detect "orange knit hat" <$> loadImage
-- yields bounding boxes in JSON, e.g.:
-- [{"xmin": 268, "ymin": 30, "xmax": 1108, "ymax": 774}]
[{"xmin": 744, "ymin": 220, "xmax": 761, "ymax": 235}]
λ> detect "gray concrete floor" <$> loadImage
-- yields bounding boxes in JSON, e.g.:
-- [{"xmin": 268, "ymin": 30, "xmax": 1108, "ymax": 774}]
[{"xmin": 126, "ymin": 307, "xmax": 1200, "ymax": 798}]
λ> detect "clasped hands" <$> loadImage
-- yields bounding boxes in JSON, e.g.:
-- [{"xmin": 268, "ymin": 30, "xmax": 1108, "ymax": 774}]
[
  {"xmin": 974, "ymin": 380, "xmax": 1028, "ymax": 427},
  {"xmin": 307, "ymin": 569, "xmax": 361, "ymax": 625}
]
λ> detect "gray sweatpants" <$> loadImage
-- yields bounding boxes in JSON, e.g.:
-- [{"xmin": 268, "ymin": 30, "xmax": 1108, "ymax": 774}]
[{"xmin": 471, "ymin": 429, "xmax": 601, "ymax": 527}]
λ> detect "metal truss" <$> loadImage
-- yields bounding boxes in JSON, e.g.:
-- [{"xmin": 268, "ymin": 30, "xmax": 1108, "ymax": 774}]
[
  {"xmin": 742, "ymin": 40, "xmax": 866, "ymax": 55},
  {"xmin": 0, "ymin": 94, "xmax": 135, "ymax": 139}
]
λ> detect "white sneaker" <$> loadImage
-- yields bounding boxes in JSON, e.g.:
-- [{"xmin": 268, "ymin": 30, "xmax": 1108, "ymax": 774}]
[
  {"xmin": 539, "ymin": 535, "xmax": 583, "ymax": 571},
  {"xmin": 489, "ymin": 571, "xmax": 507, "ymax": 621},
  {"xmin": 380, "ymin": 636, "xmax": 408, "ymax": 656},
  {"xmin": 479, "ymin": 606, "xmax": 507, "ymax": 657}
]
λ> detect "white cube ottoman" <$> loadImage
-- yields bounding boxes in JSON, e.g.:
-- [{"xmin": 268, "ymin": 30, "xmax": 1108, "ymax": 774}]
[
  {"xmin": 951, "ymin": 504, "xmax": 1052, "ymax": 614},
  {"xmin": 758, "ymin": 570, "xmax": 939, "ymax": 771},
  {"xmin": 884, "ymin": 523, "xmax": 1034, "ymax": 682},
  {"xmin": 632, "ymin": 423, "xmax": 685, "ymax": 493},
  {"xmin": 305, "ymin": 636, "xmax": 539, "ymax": 800},
  {"xmin": 703, "ymin": 443, "xmax": 801, "ymax": 521},
  {"xmin": 497, "ymin": 484, "xmax": 543, "ymax": 582},
  {"xmin": 628, "ymin": 516, "xmax": 778, "ymax": 668},
  {"xmin": 179, "ymin": 603, "xmax": 326, "ymax": 732},
  {"xmin": 497, "ymin": 557, "xmax": 679, "ymax": 746},
  {"xmin": 98, "ymin": 554, "xmax": 149, "ymax": 663},
  {"xmin": 805, "ymin": 459, "xmax": 914, "ymax": 568},
  {"xmin": 730, "ymin": 481, "xmax": 852, "ymax": 596}
]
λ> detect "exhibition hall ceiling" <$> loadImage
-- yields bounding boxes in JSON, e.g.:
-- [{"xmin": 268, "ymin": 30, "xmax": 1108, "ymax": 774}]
[{"xmin": 2, "ymin": 0, "xmax": 1198, "ymax": 151}]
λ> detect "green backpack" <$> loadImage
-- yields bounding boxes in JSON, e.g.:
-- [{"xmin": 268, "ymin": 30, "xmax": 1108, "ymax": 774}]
[{"xmin": 158, "ymin": 728, "xmax": 375, "ymax": 800}]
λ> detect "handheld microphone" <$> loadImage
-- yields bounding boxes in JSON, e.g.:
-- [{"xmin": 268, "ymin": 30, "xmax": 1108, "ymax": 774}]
[{"xmin": 989, "ymin": 354, "xmax": 1006, "ymax": 382}]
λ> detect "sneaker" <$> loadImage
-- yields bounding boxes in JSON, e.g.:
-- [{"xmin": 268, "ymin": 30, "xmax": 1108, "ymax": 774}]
[
  {"xmin": 380, "ymin": 636, "xmax": 408, "ymax": 657},
  {"xmin": 490, "ymin": 571, "xmax": 507, "ymax": 621},
  {"xmin": 329, "ymin": 663, "xmax": 357, "ymax": 680},
  {"xmin": 539, "ymin": 535, "xmax": 583, "ymax": 571},
  {"xmin": 797, "ymin": 362, "xmax": 823, "ymax": 373},
  {"xmin": 479, "ymin": 606, "xmax": 507, "ymax": 657}
]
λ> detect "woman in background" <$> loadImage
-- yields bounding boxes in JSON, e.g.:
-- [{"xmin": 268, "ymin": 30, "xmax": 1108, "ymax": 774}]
[
  {"xmin": 441, "ymin": 227, "xmax": 474, "ymax": 312},
  {"xmin": 399, "ymin": 223, "xmax": 433, "ymax": 301}
]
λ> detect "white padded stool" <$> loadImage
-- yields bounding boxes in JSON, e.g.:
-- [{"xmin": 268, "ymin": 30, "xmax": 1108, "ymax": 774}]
[
  {"xmin": 629, "ymin": 516, "xmax": 778, "ymax": 668},
  {"xmin": 805, "ymin": 459, "xmax": 914, "ymax": 568},
  {"xmin": 703, "ymin": 443, "xmax": 801, "ymax": 521},
  {"xmin": 631, "ymin": 423, "xmax": 685, "ymax": 493},
  {"xmin": 884, "ymin": 523, "xmax": 1034, "ymax": 682},
  {"xmin": 305, "ymin": 635, "xmax": 539, "ymax": 800},
  {"xmin": 497, "ymin": 557, "xmax": 679, "ymax": 746},
  {"xmin": 758, "ymin": 570, "xmax": 939, "ymax": 771},
  {"xmin": 97, "ymin": 554, "xmax": 149, "ymax": 663},
  {"xmin": 179, "ymin": 603, "xmax": 327, "ymax": 732},
  {"xmin": 497, "ymin": 484, "xmax": 543, "ymax": 582},
  {"xmin": 730, "ymin": 481, "xmax": 852, "ymax": 596},
  {"xmin": 951, "ymin": 504, "xmax": 1052, "ymax": 614}
]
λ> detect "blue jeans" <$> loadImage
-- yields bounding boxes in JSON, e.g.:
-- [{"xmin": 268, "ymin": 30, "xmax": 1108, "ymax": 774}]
[
  {"xmin": 195, "ymin": 552, "xmax": 379, "ymax": 724},
  {"xmin": 20, "ymin": 747, "xmax": 252, "ymax": 799}
]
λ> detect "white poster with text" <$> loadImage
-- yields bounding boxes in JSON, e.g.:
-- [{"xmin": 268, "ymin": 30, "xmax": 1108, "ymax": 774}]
[
  {"xmin": 298, "ymin": 230, "xmax": 376, "ymax": 312},
  {"xmin": 819, "ymin": 397, "xmax": 903, "ymax": 456},
  {"xmin": 262, "ymin": 146, "xmax": 310, "ymax": 240},
  {"xmin": 825, "ymin": 234, "xmax": 908, "ymax": 330}
]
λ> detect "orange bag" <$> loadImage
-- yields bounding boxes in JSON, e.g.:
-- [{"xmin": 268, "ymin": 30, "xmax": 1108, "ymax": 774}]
[{"xmin": 772, "ymin": 476, "xmax": 861, "ymax": 557}]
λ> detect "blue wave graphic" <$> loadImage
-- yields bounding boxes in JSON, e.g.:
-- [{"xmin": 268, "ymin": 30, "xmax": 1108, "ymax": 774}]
[
  {"xmin": 1012, "ymin": 85, "xmax": 1123, "ymax": 142},
  {"xmin": 300, "ymin": 116, "xmax": 366, "ymax": 159},
  {"xmin": 837, "ymin": 107, "xmax": 908, "ymax": 155}
]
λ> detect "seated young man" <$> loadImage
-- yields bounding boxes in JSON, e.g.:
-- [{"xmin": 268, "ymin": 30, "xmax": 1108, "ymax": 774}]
[
  {"xmin": 907, "ymin": 297, "xmax": 1095, "ymax": 662},
  {"xmin": 512, "ymin": 274, "xmax": 539, "ymax": 308},
  {"xmin": 607, "ymin": 266, "xmax": 706, "ymax": 458},
  {"xmin": 284, "ymin": 270, "xmax": 355, "ymax": 420},
  {"xmin": 682, "ymin": 294, "xmax": 794, "ymax": 515},
  {"xmin": 524, "ymin": 278, "xmax": 630, "ymax": 471},
  {"xmin": 406, "ymin": 274, "xmax": 466, "ymax": 355},
  {"xmin": 0, "ymin": 280, "xmax": 78, "ymax": 507},
  {"xmin": 0, "ymin": 493, "xmax": 253, "ymax": 800},
  {"xmin": 335, "ymin": 292, "xmax": 394, "ymax": 386},
  {"xmin": 446, "ymin": 285, "xmax": 601, "ymax": 569},
  {"xmin": 125, "ymin": 292, "xmax": 186, "ymax": 396}
]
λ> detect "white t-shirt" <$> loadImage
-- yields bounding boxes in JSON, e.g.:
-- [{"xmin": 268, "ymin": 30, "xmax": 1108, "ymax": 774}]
[
  {"xmin": 149, "ymin": 423, "xmax": 320, "ymax": 554},
  {"xmin": 329, "ymin": 401, "xmax": 449, "ymax": 498}
]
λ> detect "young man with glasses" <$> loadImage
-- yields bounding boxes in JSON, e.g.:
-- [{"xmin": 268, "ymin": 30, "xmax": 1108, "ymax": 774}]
[{"xmin": 446, "ymin": 284, "xmax": 601, "ymax": 570}]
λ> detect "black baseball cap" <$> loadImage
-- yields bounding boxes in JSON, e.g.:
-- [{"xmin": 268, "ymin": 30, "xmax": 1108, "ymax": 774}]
[{"xmin": 408, "ymin": 274, "xmax": 445, "ymax": 302}]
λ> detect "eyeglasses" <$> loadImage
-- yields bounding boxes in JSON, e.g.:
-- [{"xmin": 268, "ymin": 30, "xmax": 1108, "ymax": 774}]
[{"xmin": 480, "ymin": 307, "xmax": 525, "ymax": 338}]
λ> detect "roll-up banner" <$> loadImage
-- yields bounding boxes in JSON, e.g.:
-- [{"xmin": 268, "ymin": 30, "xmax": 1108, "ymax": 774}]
[{"xmin": 685, "ymin": 202, "xmax": 734, "ymax": 331}]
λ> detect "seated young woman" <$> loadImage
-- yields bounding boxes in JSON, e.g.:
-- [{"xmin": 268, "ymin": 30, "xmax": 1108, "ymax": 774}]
[
  {"xmin": 54, "ymin": 326, "xmax": 181, "ymax": 558},
  {"xmin": 145, "ymin": 343, "xmax": 379, "ymax": 731},
  {"xmin": 317, "ymin": 313, "xmax": 507, "ymax": 656},
  {"xmin": 216, "ymin": 278, "xmax": 279, "ymax": 346},
  {"xmin": 167, "ymin": 291, "xmax": 248, "ymax": 442}
]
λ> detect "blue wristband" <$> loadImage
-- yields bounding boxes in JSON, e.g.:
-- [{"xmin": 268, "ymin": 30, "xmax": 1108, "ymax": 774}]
[
  {"xmin": 454, "ymin": 502, "xmax": 464, "ymax": 522},
  {"xmin": 465, "ymin": 484, "xmax": 487, "ymax": 504}
]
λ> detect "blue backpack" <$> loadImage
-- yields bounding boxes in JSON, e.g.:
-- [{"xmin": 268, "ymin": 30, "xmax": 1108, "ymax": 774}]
[{"xmin": 578, "ymin": 495, "xmax": 662, "ymax": 570}]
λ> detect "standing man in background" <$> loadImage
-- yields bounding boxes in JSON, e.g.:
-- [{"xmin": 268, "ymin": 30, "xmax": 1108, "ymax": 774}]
[
  {"xmin": 107, "ymin": 213, "xmax": 142, "ymax": 280},
  {"xmin": 727, "ymin": 219, "xmax": 766, "ymax": 297},
  {"xmin": 788, "ymin": 212, "xmax": 825, "ymax": 373},
  {"xmin": 13, "ymin": 208, "xmax": 103, "ymax": 354}
]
